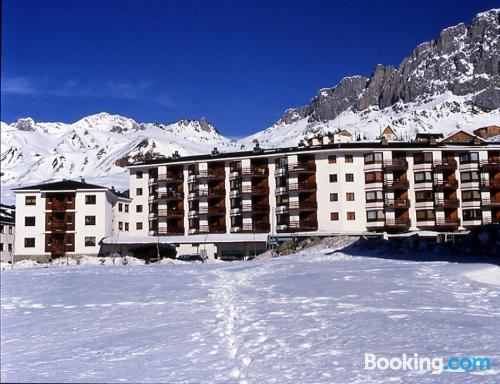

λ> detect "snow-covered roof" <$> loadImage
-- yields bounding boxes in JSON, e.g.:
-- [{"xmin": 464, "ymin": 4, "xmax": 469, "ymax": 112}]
[{"xmin": 104, "ymin": 233, "xmax": 269, "ymax": 245}]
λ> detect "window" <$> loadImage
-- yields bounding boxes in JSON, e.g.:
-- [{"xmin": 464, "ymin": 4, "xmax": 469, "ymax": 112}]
[
  {"xmin": 416, "ymin": 210, "xmax": 435, "ymax": 221},
  {"xmin": 136, "ymin": 171, "xmax": 143, "ymax": 179},
  {"xmin": 366, "ymin": 191, "xmax": 384, "ymax": 202},
  {"xmin": 463, "ymin": 209, "xmax": 482, "ymax": 221},
  {"xmin": 136, "ymin": 222, "xmax": 143, "ymax": 230},
  {"xmin": 330, "ymin": 193, "xmax": 338, "ymax": 202},
  {"xmin": 328, "ymin": 155, "xmax": 337, "ymax": 164},
  {"xmin": 459, "ymin": 152, "xmax": 479, "ymax": 164},
  {"xmin": 366, "ymin": 210, "xmax": 384, "ymax": 221},
  {"xmin": 330, "ymin": 212, "xmax": 339, "ymax": 221},
  {"xmin": 24, "ymin": 238, "xmax": 35, "ymax": 248},
  {"xmin": 25, "ymin": 196, "xmax": 36, "ymax": 205},
  {"xmin": 85, "ymin": 216, "xmax": 96, "ymax": 225},
  {"xmin": 345, "ymin": 155, "xmax": 353, "ymax": 163},
  {"xmin": 415, "ymin": 190, "xmax": 434, "ymax": 202},
  {"xmin": 125, "ymin": 222, "xmax": 129, "ymax": 231},
  {"xmin": 8, "ymin": 226, "xmax": 13, "ymax": 234},
  {"xmin": 8, "ymin": 244, "xmax": 12, "ymax": 252},
  {"xmin": 119, "ymin": 203, "xmax": 123, "ymax": 212},
  {"xmin": 364, "ymin": 152, "xmax": 383, "ymax": 165},
  {"xmin": 347, "ymin": 212, "xmax": 356, "ymax": 220},
  {"xmin": 0, "ymin": 225, "xmax": 3, "ymax": 233},
  {"xmin": 0, "ymin": 243, "xmax": 3, "ymax": 251},
  {"xmin": 460, "ymin": 171, "xmax": 480, "ymax": 182},
  {"xmin": 414, "ymin": 171, "xmax": 433, "ymax": 183},
  {"xmin": 119, "ymin": 222, "xmax": 123, "ymax": 230},
  {"xmin": 25, "ymin": 217, "xmax": 36, "ymax": 226},
  {"xmin": 85, "ymin": 237, "xmax": 96, "ymax": 246},
  {"xmin": 462, "ymin": 190, "xmax": 481, "ymax": 201},
  {"xmin": 413, "ymin": 152, "xmax": 433, "ymax": 165},
  {"xmin": 345, "ymin": 173, "xmax": 354, "ymax": 182},
  {"xmin": 365, "ymin": 172, "xmax": 383, "ymax": 183},
  {"xmin": 329, "ymin": 174, "xmax": 338, "ymax": 183},
  {"xmin": 125, "ymin": 204, "xmax": 129, "ymax": 213},
  {"xmin": 346, "ymin": 192, "xmax": 355, "ymax": 201},
  {"xmin": 85, "ymin": 195, "xmax": 96, "ymax": 205},
  {"xmin": 136, "ymin": 188, "xmax": 143, "ymax": 196},
  {"xmin": 136, "ymin": 205, "xmax": 143, "ymax": 213}
]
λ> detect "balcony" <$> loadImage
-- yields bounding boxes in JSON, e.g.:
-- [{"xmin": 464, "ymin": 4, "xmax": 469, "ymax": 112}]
[
  {"xmin": 483, "ymin": 216, "xmax": 500, "ymax": 225},
  {"xmin": 383, "ymin": 159, "xmax": 408, "ymax": 170},
  {"xmin": 434, "ymin": 198, "xmax": 460, "ymax": 208},
  {"xmin": 383, "ymin": 180, "xmax": 409, "ymax": 190},
  {"xmin": 196, "ymin": 170, "xmax": 225, "ymax": 180},
  {"xmin": 480, "ymin": 178, "xmax": 500, "ymax": 189},
  {"xmin": 149, "ymin": 173, "xmax": 184, "ymax": 185},
  {"xmin": 278, "ymin": 220, "xmax": 318, "ymax": 232},
  {"xmin": 157, "ymin": 208, "xmax": 184, "ymax": 217},
  {"xmin": 154, "ymin": 227, "xmax": 185, "ymax": 235},
  {"xmin": 287, "ymin": 162, "xmax": 316, "ymax": 173},
  {"xmin": 242, "ymin": 222, "xmax": 270, "ymax": 232},
  {"xmin": 436, "ymin": 217, "xmax": 461, "ymax": 228},
  {"xmin": 194, "ymin": 188, "xmax": 226, "ymax": 198},
  {"xmin": 157, "ymin": 192, "xmax": 184, "ymax": 201},
  {"xmin": 241, "ymin": 166, "xmax": 268, "ymax": 177},
  {"xmin": 288, "ymin": 201, "xmax": 317, "ymax": 211},
  {"xmin": 47, "ymin": 222, "xmax": 75, "ymax": 232},
  {"xmin": 242, "ymin": 204, "xmax": 269, "ymax": 213},
  {"xmin": 480, "ymin": 158, "xmax": 500, "ymax": 171},
  {"xmin": 46, "ymin": 202, "xmax": 75, "ymax": 211},
  {"xmin": 385, "ymin": 218, "xmax": 411, "ymax": 229},
  {"xmin": 198, "ymin": 206, "xmax": 226, "ymax": 215},
  {"xmin": 241, "ymin": 185, "xmax": 269, "ymax": 195},
  {"xmin": 384, "ymin": 198, "xmax": 410, "ymax": 208},
  {"xmin": 482, "ymin": 197, "xmax": 500, "ymax": 207},
  {"xmin": 207, "ymin": 224, "xmax": 226, "ymax": 233},
  {"xmin": 433, "ymin": 159, "xmax": 457, "ymax": 171},
  {"xmin": 46, "ymin": 244, "xmax": 75, "ymax": 254},
  {"xmin": 433, "ymin": 179, "xmax": 458, "ymax": 190},
  {"xmin": 287, "ymin": 182, "xmax": 317, "ymax": 192}
]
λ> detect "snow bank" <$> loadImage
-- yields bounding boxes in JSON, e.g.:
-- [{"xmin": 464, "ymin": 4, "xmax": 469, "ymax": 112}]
[{"xmin": 463, "ymin": 266, "xmax": 500, "ymax": 286}]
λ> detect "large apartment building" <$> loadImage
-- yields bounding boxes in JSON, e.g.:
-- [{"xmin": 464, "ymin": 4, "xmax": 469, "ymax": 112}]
[
  {"xmin": 121, "ymin": 131, "xmax": 499, "ymax": 259},
  {"xmin": 12, "ymin": 180, "xmax": 131, "ymax": 262}
]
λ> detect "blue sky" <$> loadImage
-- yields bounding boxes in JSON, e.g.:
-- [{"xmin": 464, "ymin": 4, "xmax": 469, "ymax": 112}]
[{"xmin": 1, "ymin": 0, "xmax": 497, "ymax": 137}]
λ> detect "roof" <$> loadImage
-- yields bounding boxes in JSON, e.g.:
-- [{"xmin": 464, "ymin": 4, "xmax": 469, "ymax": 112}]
[
  {"xmin": 11, "ymin": 179, "xmax": 131, "ymax": 200},
  {"xmin": 103, "ymin": 233, "xmax": 269, "ymax": 245},
  {"xmin": 0, "ymin": 204, "xmax": 15, "ymax": 224},
  {"xmin": 441, "ymin": 130, "xmax": 484, "ymax": 143},
  {"xmin": 415, "ymin": 132, "xmax": 444, "ymax": 138}
]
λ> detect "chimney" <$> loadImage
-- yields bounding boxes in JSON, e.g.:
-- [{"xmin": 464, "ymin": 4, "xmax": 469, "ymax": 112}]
[
  {"xmin": 111, "ymin": 186, "xmax": 115, "ymax": 191},
  {"xmin": 253, "ymin": 142, "xmax": 262, "ymax": 153},
  {"xmin": 211, "ymin": 147, "xmax": 219, "ymax": 156},
  {"xmin": 381, "ymin": 137, "xmax": 388, "ymax": 146},
  {"xmin": 173, "ymin": 150, "xmax": 180, "ymax": 159},
  {"xmin": 298, "ymin": 139, "xmax": 305, "ymax": 147},
  {"xmin": 80, "ymin": 176, "xmax": 86, "ymax": 183}
]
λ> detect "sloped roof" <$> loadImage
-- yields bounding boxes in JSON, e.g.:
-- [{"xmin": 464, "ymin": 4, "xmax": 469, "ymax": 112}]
[
  {"xmin": 441, "ymin": 130, "xmax": 485, "ymax": 143},
  {"xmin": 12, "ymin": 180, "xmax": 107, "ymax": 191}
]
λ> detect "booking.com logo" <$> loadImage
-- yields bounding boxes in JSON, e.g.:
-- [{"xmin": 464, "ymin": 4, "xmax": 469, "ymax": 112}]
[{"xmin": 365, "ymin": 353, "xmax": 492, "ymax": 373}]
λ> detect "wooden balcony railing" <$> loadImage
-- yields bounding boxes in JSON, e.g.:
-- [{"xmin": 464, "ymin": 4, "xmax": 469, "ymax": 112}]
[
  {"xmin": 434, "ymin": 198, "xmax": 460, "ymax": 208},
  {"xmin": 241, "ymin": 166, "xmax": 268, "ymax": 176},
  {"xmin": 384, "ymin": 199, "xmax": 410, "ymax": 208},
  {"xmin": 433, "ymin": 179, "xmax": 458, "ymax": 189},
  {"xmin": 383, "ymin": 159, "xmax": 408, "ymax": 170},
  {"xmin": 433, "ymin": 159, "xmax": 457, "ymax": 170}
]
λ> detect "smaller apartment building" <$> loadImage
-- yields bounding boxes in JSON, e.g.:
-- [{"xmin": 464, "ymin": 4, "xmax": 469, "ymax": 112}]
[
  {"xmin": 13, "ymin": 180, "xmax": 131, "ymax": 262},
  {"xmin": 1, "ymin": 204, "xmax": 15, "ymax": 262}
]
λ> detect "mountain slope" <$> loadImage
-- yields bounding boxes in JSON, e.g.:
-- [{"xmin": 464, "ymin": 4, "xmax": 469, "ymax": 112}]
[{"xmin": 242, "ymin": 8, "xmax": 500, "ymax": 146}]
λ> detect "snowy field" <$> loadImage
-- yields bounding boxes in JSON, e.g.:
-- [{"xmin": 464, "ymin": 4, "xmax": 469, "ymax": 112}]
[{"xmin": 1, "ymin": 250, "xmax": 499, "ymax": 383}]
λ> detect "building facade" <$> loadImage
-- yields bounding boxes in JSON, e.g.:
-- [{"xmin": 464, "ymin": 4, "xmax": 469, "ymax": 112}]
[
  {"xmin": 1, "ymin": 204, "xmax": 16, "ymax": 262},
  {"xmin": 123, "ymin": 137, "xmax": 499, "ymax": 258},
  {"xmin": 12, "ymin": 180, "xmax": 131, "ymax": 262}
]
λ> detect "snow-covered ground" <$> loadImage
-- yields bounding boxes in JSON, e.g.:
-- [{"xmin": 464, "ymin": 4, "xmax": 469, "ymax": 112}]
[{"xmin": 1, "ymin": 250, "xmax": 499, "ymax": 383}]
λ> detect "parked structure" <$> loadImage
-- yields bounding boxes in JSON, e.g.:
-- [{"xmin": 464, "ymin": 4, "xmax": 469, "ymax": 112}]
[
  {"xmin": 12, "ymin": 180, "xmax": 131, "ymax": 262},
  {"xmin": 0, "ymin": 204, "xmax": 15, "ymax": 262}
]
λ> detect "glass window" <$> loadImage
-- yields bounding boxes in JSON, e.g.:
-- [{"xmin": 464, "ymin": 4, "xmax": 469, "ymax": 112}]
[
  {"xmin": 85, "ymin": 216, "xmax": 96, "ymax": 225},
  {"xmin": 347, "ymin": 212, "xmax": 356, "ymax": 220},
  {"xmin": 25, "ymin": 196, "xmax": 36, "ymax": 205},
  {"xmin": 136, "ymin": 188, "xmax": 143, "ymax": 196},
  {"xmin": 416, "ymin": 210, "xmax": 435, "ymax": 221},
  {"xmin": 329, "ymin": 174, "xmax": 338, "ymax": 183},
  {"xmin": 136, "ymin": 205, "xmax": 143, "ymax": 213},
  {"xmin": 345, "ymin": 174, "xmax": 354, "ymax": 182},
  {"xmin": 415, "ymin": 171, "xmax": 433, "ymax": 183},
  {"xmin": 24, "ymin": 238, "xmax": 35, "ymax": 247},
  {"xmin": 330, "ymin": 193, "xmax": 338, "ymax": 202},
  {"xmin": 364, "ymin": 152, "xmax": 383, "ymax": 164},
  {"xmin": 461, "ymin": 190, "xmax": 481, "ymax": 201},
  {"xmin": 330, "ymin": 212, "xmax": 339, "ymax": 221},
  {"xmin": 365, "ymin": 172, "xmax": 383, "ymax": 183},
  {"xmin": 463, "ymin": 209, "xmax": 482, "ymax": 221},
  {"xmin": 136, "ymin": 171, "xmax": 143, "ymax": 179},
  {"xmin": 118, "ymin": 203, "xmax": 123, "ymax": 211},
  {"xmin": 85, "ymin": 237, "xmax": 96, "ymax": 246},
  {"xmin": 345, "ymin": 155, "xmax": 353, "ymax": 163},
  {"xmin": 415, "ymin": 191, "xmax": 434, "ymax": 202},
  {"xmin": 367, "ymin": 210, "xmax": 384, "ymax": 221},
  {"xmin": 85, "ymin": 195, "xmax": 96, "ymax": 204},
  {"xmin": 25, "ymin": 217, "xmax": 35, "ymax": 226},
  {"xmin": 366, "ymin": 191, "xmax": 384, "ymax": 202},
  {"xmin": 136, "ymin": 222, "xmax": 143, "ymax": 230},
  {"xmin": 346, "ymin": 192, "xmax": 355, "ymax": 201},
  {"xmin": 328, "ymin": 155, "xmax": 336, "ymax": 164}
]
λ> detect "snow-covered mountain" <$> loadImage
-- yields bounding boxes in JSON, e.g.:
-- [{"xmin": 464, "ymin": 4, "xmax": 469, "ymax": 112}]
[
  {"xmin": 242, "ymin": 8, "xmax": 500, "ymax": 146},
  {"xmin": 0, "ymin": 113, "xmax": 236, "ymax": 198},
  {"xmin": 1, "ymin": 9, "xmax": 499, "ymax": 201}
]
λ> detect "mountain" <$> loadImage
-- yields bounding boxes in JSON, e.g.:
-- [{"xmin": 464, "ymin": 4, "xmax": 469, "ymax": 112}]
[
  {"xmin": 0, "ymin": 113, "xmax": 236, "ymax": 200},
  {"xmin": 2, "ymin": 9, "xmax": 499, "ymax": 202},
  {"xmin": 242, "ymin": 8, "xmax": 500, "ymax": 146}
]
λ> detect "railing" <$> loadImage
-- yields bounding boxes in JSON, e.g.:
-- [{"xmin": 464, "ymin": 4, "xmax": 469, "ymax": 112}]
[
  {"xmin": 46, "ymin": 202, "xmax": 75, "ymax": 210},
  {"xmin": 286, "ymin": 162, "xmax": 316, "ymax": 172},
  {"xmin": 480, "ymin": 159, "xmax": 500, "ymax": 169},
  {"xmin": 198, "ymin": 206, "xmax": 226, "ymax": 214},
  {"xmin": 383, "ymin": 180, "xmax": 409, "ymax": 189},
  {"xmin": 434, "ymin": 198, "xmax": 460, "ymax": 208},
  {"xmin": 240, "ymin": 185, "xmax": 269, "ymax": 194},
  {"xmin": 480, "ymin": 178, "xmax": 500, "ymax": 188},
  {"xmin": 433, "ymin": 159, "xmax": 457, "ymax": 170},
  {"xmin": 383, "ymin": 159, "xmax": 408, "ymax": 169},
  {"xmin": 288, "ymin": 201, "xmax": 317, "ymax": 210},
  {"xmin": 241, "ymin": 166, "xmax": 268, "ymax": 176},
  {"xmin": 196, "ymin": 170, "xmax": 225, "ymax": 179},
  {"xmin": 194, "ymin": 188, "xmax": 226, "ymax": 197},
  {"xmin": 154, "ymin": 227, "xmax": 185, "ymax": 235},
  {"xmin": 436, "ymin": 217, "xmax": 461, "ymax": 226},
  {"xmin": 157, "ymin": 209, "xmax": 184, "ymax": 217},
  {"xmin": 242, "ymin": 204, "xmax": 270, "ymax": 213},
  {"xmin": 483, "ymin": 216, "xmax": 500, "ymax": 225},
  {"xmin": 149, "ymin": 173, "xmax": 184, "ymax": 184},
  {"xmin": 242, "ymin": 222, "xmax": 270, "ymax": 232},
  {"xmin": 46, "ymin": 243, "xmax": 75, "ymax": 253},
  {"xmin": 287, "ymin": 182, "xmax": 317, "ymax": 192},
  {"xmin": 433, "ymin": 179, "xmax": 458, "ymax": 189},
  {"xmin": 482, "ymin": 197, "xmax": 500, "ymax": 206},
  {"xmin": 385, "ymin": 218, "xmax": 411, "ymax": 227},
  {"xmin": 208, "ymin": 225, "xmax": 226, "ymax": 233},
  {"xmin": 48, "ymin": 222, "xmax": 75, "ymax": 231},
  {"xmin": 384, "ymin": 199, "xmax": 410, "ymax": 208},
  {"xmin": 157, "ymin": 192, "xmax": 184, "ymax": 200}
]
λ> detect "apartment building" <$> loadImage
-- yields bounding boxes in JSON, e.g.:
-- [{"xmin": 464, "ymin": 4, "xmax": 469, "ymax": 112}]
[
  {"xmin": 12, "ymin": 180, "xmax": 131, "ymax": 262},
  {"xmin": 120, "ymin": 131, "xmax": 499, "ymax": 259},
  {"xmin": 1, "ymin": 204, "xmax": 15, "ymax": 262}
]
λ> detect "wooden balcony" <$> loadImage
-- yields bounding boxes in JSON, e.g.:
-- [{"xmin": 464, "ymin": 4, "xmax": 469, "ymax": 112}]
[
  {"xmin": 287, "ymin": 182, "xmax": 317, "ymax": 192},
  {"xmin": 384, "ymin": 198, "xmax": 410, "ymax": 208},
  {"xmin": 45, "ymin": 243, "xmax": 75, "ymax": 254},
  {"xmin": 47, "ymin": 222, "xmax": 75, "ymax": 232},
  {"xmin": 157, "ymin": 208, "xmax": 184, "ymax": 217},
  {"xmin": 434, "ymin": 198, "xmax": 460, "ymax": 208},
  {"xmin": 385, "ymin": 218, "xmax": 411, "ymax": 229},
  {"xmin": 278, "ymin": 220, "xmax": 318, "ymax": 232},
  {"xmin": 241, "ymin": 204, "xmax": 270, "ymax": 213},
  {"xmin": 241, "ymin": 166, "xmax": 268, "ymax": 176},
  {"xmin": 196, "ymin": 170, "xmax": 226, "ymax": 180},
  {"xmin": 198, "ymin": 206, "xmax": 226, "ymax": 215},
  {"xmin": 480, "ymin": 158, "xmax": 500, "ymax": 171},
  {"xmin": 288, "ymin": 201, "xmax": 317, "ymax": 211},
  {"xmin": 287, "ymin": 162, "xmax": 316, "ymax": 173},
  {"xmin": 154, "ymin": 227, "xmax": 185, "ymax": 235},
  {"xmin": 433, "ymin": 159, "xmax": 457, "ymax": 171},
  {"xmin": 46, "ymin": 201, "xmax": 75, "ymax": 211},
  {"xmin": 383, "ymin": 159, "xmax": 408, "ymax": 170},
  {"xmin": 483, "ymin": 216, "xmax": 500, "ymax": 225},
  {"xmin": 157, "ymin": 192, "xmax": 184, "ymax": 201},
  {"xmin": 242, "ymin": 222, "xmax": 270, "ymax": 232},
  {"xmin": 436, "ymin": 217, "xmax": 461, "ymax": 228},
  {"xmin": 480, "ymin": 178, "xmax": 500, "ymax": 189},
  {"xmin": 240, "ymin": 185, "xmax": 269, "ymax": 195},
  {"xmin": 149, "ymin": 173, "xmax": 184, "ymax": 185},
  {"xmin": 482, "ymin": 197, "xmax": 500, "ymax": 207},
  {"xmin": 433, "ymin": 179, "xmax": 458, "ymax": 190},
  {"xmin": 383, "ymin": 180, "xmax": 409, "ymax": 190}
]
